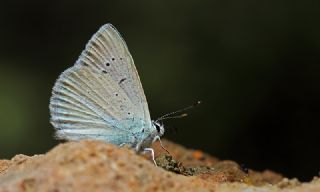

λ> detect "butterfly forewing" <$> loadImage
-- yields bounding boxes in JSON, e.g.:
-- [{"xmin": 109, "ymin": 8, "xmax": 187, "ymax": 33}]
[
  {"xmin": 78, "ymin": 24, "xmax": 151, "ymax": 122},
  {"xmin": 49, "ymin": 24, "xmax": 152, "ymax": 145}
]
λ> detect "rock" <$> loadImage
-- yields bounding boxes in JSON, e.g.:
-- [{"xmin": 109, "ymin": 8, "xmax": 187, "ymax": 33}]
[{"xmin": 0, "ymin": 140, "xmax": 319, "ymax": 192}]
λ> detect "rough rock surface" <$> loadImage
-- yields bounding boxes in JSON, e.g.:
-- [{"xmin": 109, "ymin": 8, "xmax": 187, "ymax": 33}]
[{"xmin": 0, "ymin": 140, "xmax": 319, "ymax": 192}]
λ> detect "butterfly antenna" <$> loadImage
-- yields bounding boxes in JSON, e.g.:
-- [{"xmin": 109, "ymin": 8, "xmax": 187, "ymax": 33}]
[
  {"xmin": 158, "ymin": 113, "xmax": 188, "ymax": 121},
  {"xmin": 156, "ymin": 100, "xmax": 201, "ymax": 122}
]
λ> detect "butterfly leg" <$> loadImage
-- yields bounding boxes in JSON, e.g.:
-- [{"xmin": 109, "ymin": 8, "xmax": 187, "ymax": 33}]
[
  {"xmin": 119, "ymin": 143, "xmax": 127, "ymax": 148},
  {"xmin": 154, "ymin": 136, "xmax": 171, "ymax": 155},
  {"xmin": 144, "ymin": 148, "xmax": 157, "ymax": 166}
]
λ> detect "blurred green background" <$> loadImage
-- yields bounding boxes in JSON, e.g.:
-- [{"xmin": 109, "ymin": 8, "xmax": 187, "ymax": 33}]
[{"xmin": 0, "ymin": 0, "xmax": 319, "ymax": 181}]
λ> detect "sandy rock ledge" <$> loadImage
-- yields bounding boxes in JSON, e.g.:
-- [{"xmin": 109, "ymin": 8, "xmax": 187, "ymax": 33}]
[{"xmin": 0, "ymin": 140, "xmax": 319, "ymax": 192}]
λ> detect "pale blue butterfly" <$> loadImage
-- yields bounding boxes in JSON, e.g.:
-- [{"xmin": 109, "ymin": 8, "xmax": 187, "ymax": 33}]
[{"xmin": 49, "ymin": 23, "xmax": 168, "ymax": 165}]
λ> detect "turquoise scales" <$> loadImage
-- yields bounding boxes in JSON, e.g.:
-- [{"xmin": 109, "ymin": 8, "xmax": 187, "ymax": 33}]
[{"xmin": 49, "ymin": 24, "xmax": 165, "ymax": 164}]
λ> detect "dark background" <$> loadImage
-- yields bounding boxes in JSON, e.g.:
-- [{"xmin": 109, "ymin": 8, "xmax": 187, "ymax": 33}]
[{"xmin": 0, "ymin": 0, "xmax": 319, "ymax": 181}]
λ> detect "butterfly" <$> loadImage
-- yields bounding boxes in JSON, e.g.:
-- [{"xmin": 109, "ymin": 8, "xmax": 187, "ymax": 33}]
[{"xmin": 49, "ymin": 23, "xmax": 169, "ymax": 165}]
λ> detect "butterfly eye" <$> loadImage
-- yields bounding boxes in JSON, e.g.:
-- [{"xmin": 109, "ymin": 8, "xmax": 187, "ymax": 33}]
[{"xmin": 155, "ymin": 123, "xmax": 160, "ymax": 132}]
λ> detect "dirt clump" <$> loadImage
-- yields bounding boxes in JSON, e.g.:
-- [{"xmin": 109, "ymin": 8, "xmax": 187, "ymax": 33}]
[{"xmin": 0, "ymin": 140, "xmax": 319, "ymax": 192}]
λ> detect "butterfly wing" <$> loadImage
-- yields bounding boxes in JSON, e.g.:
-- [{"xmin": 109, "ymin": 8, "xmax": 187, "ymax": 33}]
[{"xmin": 49, "ymin": 24, "xmax": 152, "ymax": 146}]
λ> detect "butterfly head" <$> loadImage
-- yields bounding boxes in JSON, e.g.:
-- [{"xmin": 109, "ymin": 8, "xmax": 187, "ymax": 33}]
[{"xmin": 152, "ymin": 120, "xmax": 165, "ymax": 136}]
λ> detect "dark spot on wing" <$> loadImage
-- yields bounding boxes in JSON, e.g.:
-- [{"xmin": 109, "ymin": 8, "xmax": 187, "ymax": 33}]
[
  {"xmin": 142, "ymin": 129, "xmax": 144, "ymax": 133},
  {"xmin": 119, "ymin": 78, "xmax": 127, "ymax": 84},
  {"xmin": 115, "ymin": 93, "xmax": 118, "ymax": 96},
  {"xmin": 102, "ymin": 70, "xmax": 107, "ymax": 74},
  {"xmin": 112, "ymin": 57, "xmax": 115, "ymax": 61},
  {"xmin": 105, "ymin": 62, "xmax": 110, "ymax": 67},
  {"xmin": 128, "ymin": 112, "xmax": 131, "ymax": 115},
  {"xmin": 120, "ymin": 57, "xmax": 123, "ymax": 60}
]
